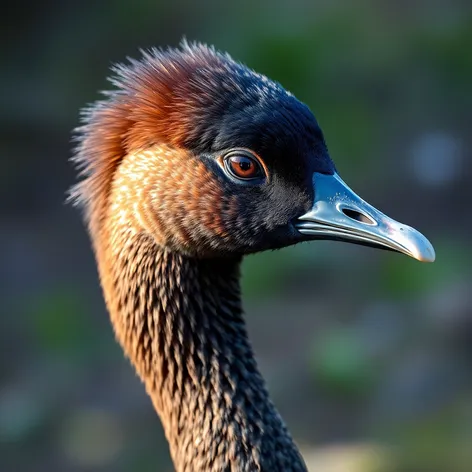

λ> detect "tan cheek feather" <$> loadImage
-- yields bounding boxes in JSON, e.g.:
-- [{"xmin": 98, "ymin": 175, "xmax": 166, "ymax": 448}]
[{"xmin": 109, "ymin": 145, "xmax": 231, "ymax": 251}]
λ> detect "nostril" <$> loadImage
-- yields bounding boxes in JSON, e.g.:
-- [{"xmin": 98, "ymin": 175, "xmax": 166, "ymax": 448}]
[{"xmin": 342, "ymin": 208, "xmax": 375, "ymax": 225}]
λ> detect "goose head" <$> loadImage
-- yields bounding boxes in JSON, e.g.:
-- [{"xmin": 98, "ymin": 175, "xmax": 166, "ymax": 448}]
[{"xmin": 73, "ymin": 42, "xmax": 435, "ymax": 261}]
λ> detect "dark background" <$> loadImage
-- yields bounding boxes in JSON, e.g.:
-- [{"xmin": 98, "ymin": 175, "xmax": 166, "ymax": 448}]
[{"xmin": 1, "ymin": 1, "xmax": 471, "ymax": 471}]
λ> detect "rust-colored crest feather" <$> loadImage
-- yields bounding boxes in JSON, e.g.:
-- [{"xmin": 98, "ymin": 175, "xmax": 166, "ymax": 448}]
[{"xmin": 69, "ymin": 41, "xmax": 238, "ymax": 227}]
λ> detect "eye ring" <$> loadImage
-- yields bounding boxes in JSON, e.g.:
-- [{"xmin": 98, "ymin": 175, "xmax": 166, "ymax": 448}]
[{"xmin": 222, "ymin": 150, "xmax": 267, "ymax": 183}]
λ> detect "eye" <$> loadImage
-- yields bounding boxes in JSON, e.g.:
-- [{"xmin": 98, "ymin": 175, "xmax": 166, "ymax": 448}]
[{"xmin": 223, "ymin": 151, "xmax": 265, "ymax": 182}]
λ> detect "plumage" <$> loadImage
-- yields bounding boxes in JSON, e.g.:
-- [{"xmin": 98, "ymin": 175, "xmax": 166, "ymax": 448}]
[{"xmin": 71, "ymin": 41, "xmax": 434, "ymax": 471}]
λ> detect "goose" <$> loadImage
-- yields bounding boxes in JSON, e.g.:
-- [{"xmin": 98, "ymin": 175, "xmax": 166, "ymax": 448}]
[{"xmin": 70, "ymin": 41, "xmax": 435, "ymax": 471}]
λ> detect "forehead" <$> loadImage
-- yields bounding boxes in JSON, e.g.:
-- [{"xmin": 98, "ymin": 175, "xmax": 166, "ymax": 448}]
[{"xmin": 187, "ymin": 64, "xmax": 335, "ymax": 176}]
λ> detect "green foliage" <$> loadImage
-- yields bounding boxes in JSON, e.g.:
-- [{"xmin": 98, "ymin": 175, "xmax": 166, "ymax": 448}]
[
  {"xmin": 309, "ymin": 327, "xmax": 377, "ymax": 398},
  {"xmin": 379, "ymin": 399, "xmax": 472, "ymax": 472},
  {"xmin": 241, "ymin": 248, "xmax": 299, "ymax": 299},
  {"xmin": 379, "ymin": 240, "xmax": 472, "ymax": 297},
  {"xmin": 29, "ymin": 288, "xmax": 103, "ymax": 360}
]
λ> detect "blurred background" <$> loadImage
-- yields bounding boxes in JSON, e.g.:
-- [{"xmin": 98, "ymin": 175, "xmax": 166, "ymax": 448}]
[{"xmin": 1, "ymin": 0, "xmax": 471, "ymax": 470}]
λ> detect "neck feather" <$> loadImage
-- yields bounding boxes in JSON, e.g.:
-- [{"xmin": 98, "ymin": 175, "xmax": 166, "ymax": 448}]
[{"xmin": 90, "ymin": 162, "xmax": 307, "ymax": 471}]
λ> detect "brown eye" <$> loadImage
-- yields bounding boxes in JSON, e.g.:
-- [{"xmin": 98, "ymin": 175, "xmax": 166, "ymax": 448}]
[{"xmin": 224, "ymin": 151, "xmax": 265, "ymax": 181}]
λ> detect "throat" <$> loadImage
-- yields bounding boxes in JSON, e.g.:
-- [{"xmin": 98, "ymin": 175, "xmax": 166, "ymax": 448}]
[{"xmin": 99, "ymin": 232, "xmax": 306, "ymax": 471}]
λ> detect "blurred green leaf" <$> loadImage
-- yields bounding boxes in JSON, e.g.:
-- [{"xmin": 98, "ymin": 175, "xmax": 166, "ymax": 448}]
[
  {"xmin": 379, "ymin": 240, "xmax": 472, "ymax": 297},
  {"xmin": 309, "ymin": 327, "xmax": 377, "ymax": 397},
  {"xmin": 28, "ymin": 288, "xmax": 101, "ymax": 360},
  {"xmin": 380, "ymin": 398, "xmax": 472, "ymax": 472}
]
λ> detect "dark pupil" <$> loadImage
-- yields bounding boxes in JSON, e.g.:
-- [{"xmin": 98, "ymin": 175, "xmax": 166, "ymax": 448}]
[{"xmin": 238, "ymin": 157, "xmax": 252, "ymax": 172}]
